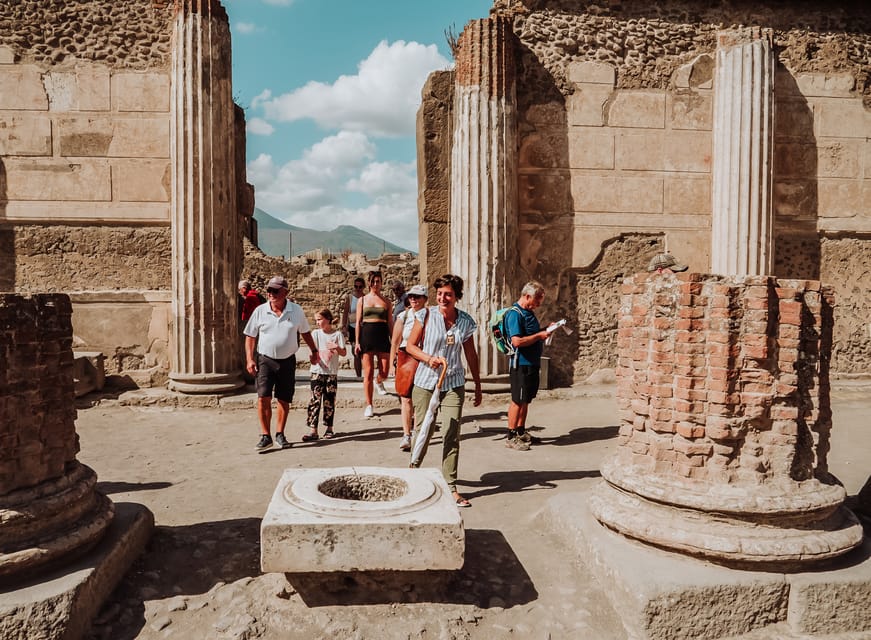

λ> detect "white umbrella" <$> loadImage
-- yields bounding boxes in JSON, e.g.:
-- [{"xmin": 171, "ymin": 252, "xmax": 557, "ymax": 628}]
[{"xmin": 410, "ymin": 361, "xmax": 447, "ymax": 467}]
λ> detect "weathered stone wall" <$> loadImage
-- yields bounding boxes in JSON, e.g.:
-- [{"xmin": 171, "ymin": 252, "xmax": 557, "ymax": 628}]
[
  {"xmin": 431, "ymin": 0, "xmax": 871, "ymax": 381},
  {"xmin": 416, "ymin": 71, "xmax": 454, "ymax": 285},
  {"xmin": 242, "ymin": 241, "xmax": 420, "ymax": 329},
  {"xmin": 0, "ymin": 294, "xmax": 77, "ymax": 494},
  {"xmin": 0, "ymin": 0, "xmax": 172, "ymax": 69}
]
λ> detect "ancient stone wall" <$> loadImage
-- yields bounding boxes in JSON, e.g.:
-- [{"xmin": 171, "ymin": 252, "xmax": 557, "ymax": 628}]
[
  {"xmin": 0, "ymin": 294, "xmax": 78, "ymax": 493},
  {"xmin": 424, "ymin": 0, "xmax": 871, "ymax": 381},
  {"xmin": 243, "ymin": 241, "xmax": 420, "ymax": 329}
]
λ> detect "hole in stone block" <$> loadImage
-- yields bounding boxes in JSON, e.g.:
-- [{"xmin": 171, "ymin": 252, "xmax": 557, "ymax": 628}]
[{"xmin": 318, "ymin": 475, "xmax": 408, "ymax": 502}]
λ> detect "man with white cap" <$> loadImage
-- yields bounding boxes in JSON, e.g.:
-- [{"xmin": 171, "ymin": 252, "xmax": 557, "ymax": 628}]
[{"xmin": 244, "ymin": 275, "xmax": 318, "ymax": 451}]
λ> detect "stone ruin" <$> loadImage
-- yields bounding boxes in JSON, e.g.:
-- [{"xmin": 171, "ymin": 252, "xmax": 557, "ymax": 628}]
[
  {"xmin": 418, "ymin": 1, "xmax": 871, "ymax": 386},
  {"xmin": 594, "ymin": 272, "xmax": 862, "ymax": 568},
  {"xmin": 0, "ymin": 293, "xmax": 152, "ymax": 640},
  {"xmin": 545, "ymin": 271, "xmax": 870, "ymax": 640}
]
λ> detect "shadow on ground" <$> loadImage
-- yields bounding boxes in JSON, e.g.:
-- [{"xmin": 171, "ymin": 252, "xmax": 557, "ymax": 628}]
[
  {"xmin": 288, "ymin": 529, "xmax": 536, "ymax": 607},
  {"xmin": 460, "ymin": 469, "xmax": 601, "ymax": 500}
]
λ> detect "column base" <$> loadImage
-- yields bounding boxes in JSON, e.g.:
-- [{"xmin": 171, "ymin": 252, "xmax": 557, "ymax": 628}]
[{"xmin": 168, "ymin": 371, "xmax": 244, "ymax": 394}]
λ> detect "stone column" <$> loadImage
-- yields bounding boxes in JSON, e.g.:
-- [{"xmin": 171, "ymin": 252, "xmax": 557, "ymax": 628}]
[
  {"xmin": 711, "ymin": 28, "xmax": 775, "ymax": 276},
  {"xmin": 169, "ymin": 0, "xmax": 243, "ymax": 393},
  {"xmin": 591, "ymin": 273, "xmax": 862, "ymax": 569},
  {"xmin": 0, "ymin": 294, "xmax": 113, "ymax": 582},
  {"xmin": 450, "ymin": 17, "xmax": 518, "ymax": 377}
]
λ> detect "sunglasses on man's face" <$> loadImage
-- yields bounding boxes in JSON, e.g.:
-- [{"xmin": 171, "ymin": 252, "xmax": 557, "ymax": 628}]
[
  {"xmin": 267, "ymin": 288, "xmax": 282, "ymax": 295},
  {"xmin": 354, "ymin": 284, "xmax": 364, "ymax": 289}
]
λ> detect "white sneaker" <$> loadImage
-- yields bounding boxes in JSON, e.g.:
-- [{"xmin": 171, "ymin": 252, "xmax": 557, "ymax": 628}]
[
  {"xmin": 399, "ymin": 434, "xmax": 411, "ymax": 451},
  {"xmin": 375, "ymin": 381, "xmax": 388, "ymax": 395},
  {"xmin": 364, "ymin": 405, "xmax": 374, "ymax": 418}
]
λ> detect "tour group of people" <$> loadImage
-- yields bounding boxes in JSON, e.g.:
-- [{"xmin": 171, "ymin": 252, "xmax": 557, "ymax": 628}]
[
  {"xmin": 239, "ymin": 270, "xmax": 558, "ymax": 509},
  {"xmin": 238, "ymin": 252, "xmax": 684, "ymax": 508}
]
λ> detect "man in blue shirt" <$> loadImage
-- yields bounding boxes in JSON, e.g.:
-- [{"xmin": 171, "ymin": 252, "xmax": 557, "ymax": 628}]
[{"xmin": 504, "ymin": 281, "xmax": 554, "ymax": 451}]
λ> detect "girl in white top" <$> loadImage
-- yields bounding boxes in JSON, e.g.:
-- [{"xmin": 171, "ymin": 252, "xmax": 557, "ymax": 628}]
[{"xmin": 304, "ymin": 309, "xmax": 347, "ymax": 441}]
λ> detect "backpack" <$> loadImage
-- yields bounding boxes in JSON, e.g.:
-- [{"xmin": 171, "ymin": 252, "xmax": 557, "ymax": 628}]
[{"xmin": 489, "ymin": 305, "xmax": 522, "ymax": 356}]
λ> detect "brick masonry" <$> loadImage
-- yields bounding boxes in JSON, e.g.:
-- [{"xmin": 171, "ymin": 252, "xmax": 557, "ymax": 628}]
[
  {"xmin": 0, "ymin": 294, "xmax": 78, "ymax": 495},
  {"xmin": 614, "ymin": 272, "xmax": 833, "ymax": 484}
]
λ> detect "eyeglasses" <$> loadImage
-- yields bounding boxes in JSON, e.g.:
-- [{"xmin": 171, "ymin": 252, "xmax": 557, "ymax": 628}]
[
  {"xmin": 266, "ymin": 288, "xmax": 282, "ymax": 295},
  {"xmin": 354, "ymin": 284, "xmax": 364, "ymax": 289}
]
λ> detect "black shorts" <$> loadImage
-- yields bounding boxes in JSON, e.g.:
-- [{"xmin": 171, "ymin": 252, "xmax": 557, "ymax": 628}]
[
  {"xmin": 359, "ymin": 322, "xmax": 391, "ymax": 353},
  {"xmin": 256, "ymin": 354, "xmax": 296, "ymax": 402},
  {"xmin": 347, "ymin": 326, "xmax": 357, "ymax": 344},
  {"xmin": 510, "ymin": 364, "xmax": 540, "ymax": 404}
]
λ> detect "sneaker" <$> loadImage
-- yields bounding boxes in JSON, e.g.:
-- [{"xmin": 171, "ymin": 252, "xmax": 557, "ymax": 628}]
[
  {"xmin": 275, "ymin": 433, "xmax": 290, "ymax": 449},
  {"xmin": 375, "ymin": 381, "xmax": 388, "ymax": 395},
  {"xmin": 364, "ymin": 405, "xmax": 374, "ymax": 418},
  {"xmin": 505, "ymin": 435, "xmax": 531, "ymax": 451},
  {"xmin": 256, "ymin": 434, "xmax": 273, "ymax": 451},
  {"xmin": 517, "ymin": 431, "xmax": 541, "ymax": 444},
  {"xmin": 399, "ymin": 434, "xmax": 411, "ymax": 451}
]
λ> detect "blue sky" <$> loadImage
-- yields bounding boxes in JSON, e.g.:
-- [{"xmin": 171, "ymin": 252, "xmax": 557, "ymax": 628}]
[{"xmin": 223, "ymin": 0, "xmax": 493, "ymax": 252}]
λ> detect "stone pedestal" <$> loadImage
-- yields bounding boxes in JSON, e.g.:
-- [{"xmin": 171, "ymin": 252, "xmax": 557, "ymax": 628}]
[
  {"xmin": 261, "ymin": 467, "xmax": 464, "ymax": 573},
  {"xmin": 711, "ymin": 28, "xmax": 775, "ymax": 276},
  {"xmin": 596, "ymin": 273, "xmax": 862, "ymax": 568},
  {"xmin": 450, "ymin": 17, "xmax": 518, "ymax": 377},
  {"xmin": 168, "ymin": 0, "xmax": 243, "ymax": 394}
]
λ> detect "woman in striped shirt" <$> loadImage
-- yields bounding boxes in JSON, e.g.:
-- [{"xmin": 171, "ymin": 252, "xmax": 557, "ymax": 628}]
[{"xmin": 405, "ymin": 274, "xmax": 482, "ymax": 508}]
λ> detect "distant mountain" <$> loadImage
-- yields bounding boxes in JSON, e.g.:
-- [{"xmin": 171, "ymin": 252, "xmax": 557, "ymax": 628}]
[{"xmin": 253, "ymin": 208, "xmax": 412, "ymax": 258}]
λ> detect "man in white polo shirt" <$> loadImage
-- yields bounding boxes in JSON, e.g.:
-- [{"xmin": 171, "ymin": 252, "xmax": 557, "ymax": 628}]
[{"xmin": 244, "ymin": 275, "xmax": 318, "ymax": 451}]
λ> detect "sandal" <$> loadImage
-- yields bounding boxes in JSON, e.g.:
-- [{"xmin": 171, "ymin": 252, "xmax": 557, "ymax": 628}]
[
  {"xmin": 323, "ymin": 430, "xmax": 335, "ymax": 439},
  {"xmin": 302, "ymin": 431, "xmax": 319, "ymax": 442},
  {"xmin": 453, "ymin": 493, "xmax": 471, "ymax": 508}
]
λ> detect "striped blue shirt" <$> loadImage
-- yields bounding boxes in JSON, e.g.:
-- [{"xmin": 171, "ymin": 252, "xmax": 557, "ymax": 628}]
[{"xmin": 412, "ymin": 306, "xmax": 477, "ymax": 391}]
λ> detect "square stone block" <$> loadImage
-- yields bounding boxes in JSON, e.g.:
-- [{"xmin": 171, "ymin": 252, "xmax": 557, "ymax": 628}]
[{"xmin": 261, "ymin": 467, "xmax": 464, "ymax": 573}]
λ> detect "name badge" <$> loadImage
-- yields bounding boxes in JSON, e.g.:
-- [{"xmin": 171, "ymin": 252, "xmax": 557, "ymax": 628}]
[{"xmin": 445, "ymin": 332, "xmax": 456, "ymax": 346}]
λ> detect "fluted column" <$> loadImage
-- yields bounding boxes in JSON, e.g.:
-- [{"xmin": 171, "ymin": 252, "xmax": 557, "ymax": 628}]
[
  {"xmin": 711, "ymin": 28, "xmax": 775, "ymax": 276},
  {"xmin": 169, "ymin": 0, "xmax": 243, "ymax": 393},
  {"xmin": 450, "ymin": 16, "xmax": 518, "ymax": 377}
]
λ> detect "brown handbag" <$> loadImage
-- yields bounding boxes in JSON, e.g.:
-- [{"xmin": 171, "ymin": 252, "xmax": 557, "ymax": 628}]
[{"xmin": 394, "ymin": 309, "xmax": 428, "ymax": 398}]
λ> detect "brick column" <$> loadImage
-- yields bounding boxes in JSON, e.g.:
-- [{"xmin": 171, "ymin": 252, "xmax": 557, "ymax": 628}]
[
  {"xmin": 450, "ymin": 16, "xmax": 518, "ymax": 377},
  {"xmin": 590, "ymin": 272, "xmax": 862, "ymax": 569},
  {"xmin": 169, "ymin": 0, "xmax": 243, "ymax": 393},
  {"xmin": 711, "ymin": 28, "xmax": 775, "ymax": 276},
  {"xmin": 0, "ymin": 294, "xmax": 113, "ymax": 582}
]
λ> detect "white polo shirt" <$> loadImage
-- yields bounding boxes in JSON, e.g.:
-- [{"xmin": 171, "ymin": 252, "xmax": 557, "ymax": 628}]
[{"xmin": 243, "ymin": 300, "xmax": 310, "ymax": 360}]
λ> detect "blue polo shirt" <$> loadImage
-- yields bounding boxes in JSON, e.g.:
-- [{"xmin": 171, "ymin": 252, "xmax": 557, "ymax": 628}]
[{"xmin": 504, "ymin": 303, "xmax": 542, "ymax": 367}]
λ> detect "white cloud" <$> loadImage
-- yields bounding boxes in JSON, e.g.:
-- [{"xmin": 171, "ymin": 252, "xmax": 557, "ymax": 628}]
[
  {"xmin": 247, "ymin": 133, "xmax": 419, "ymax": 251},
  {"xmin": 246, "ymin": 117, "xmax": 275, "ymax": 136},
  {"xmin": 261, "ymin": 40, "xmax": 450, "ymax": 137},
  {"xmin": 250, "ymin": 89, "xmax": 272, "ymax": 110},
  {"xmin": 234, "ymin": 22, "xmax": 260, "ymax": 35}
]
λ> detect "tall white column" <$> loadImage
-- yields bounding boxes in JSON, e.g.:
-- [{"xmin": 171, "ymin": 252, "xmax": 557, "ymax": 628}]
[
  {"xmin": 168, "ymin": 0, "xmax": 243, "ymax": 393},
  {"xmin": 711, "ymin": 28, "xmax": 775, "ymax": 276},
  {"xmin": 450, "ymin": 17, "xmax": 518, "ymax": 377}
]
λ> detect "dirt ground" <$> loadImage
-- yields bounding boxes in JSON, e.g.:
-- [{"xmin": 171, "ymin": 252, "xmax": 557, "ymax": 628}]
[{"xmin": 74, "ymin": 380, "xmax": 871, "ymax": 640}]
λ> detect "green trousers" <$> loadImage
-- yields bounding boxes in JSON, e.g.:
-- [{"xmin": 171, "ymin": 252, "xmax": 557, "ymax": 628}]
[{"xmin": 411, "ymin": 385, "xmax": 465, "ymax": 492}]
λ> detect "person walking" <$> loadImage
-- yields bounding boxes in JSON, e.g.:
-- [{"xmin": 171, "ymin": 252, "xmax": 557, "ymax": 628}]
[
  {"xmin": 388, "ymin": 284, "xmax": 428, "ymax": 451},
  {"xmin": 340, "ymin": 276, "xmax": 365, "ymax": 377},
  {"xmin": 355, "ymin": 270, "xmax": 393, "ymax": 418},
  {"xmin": 303, "ymin": 308, "xmax": 346, "ymax": 442},
  {"xmin": 238, "ymin": 279, "xmax": 263, "ymax": 325},
  {"xmin": 244, "ymin": 276, "xmax": 318, "ymax": 451},
  {"xmin": 504, "ymin": 281, "xmax": 555, "ymax": 451},
  {"xmin": 391, "ymin": 280, "xmax": 409, "ymax": 322},
  {"xmin": 405, "ymin": 274, "xmax": 482, "ymax": 508}
]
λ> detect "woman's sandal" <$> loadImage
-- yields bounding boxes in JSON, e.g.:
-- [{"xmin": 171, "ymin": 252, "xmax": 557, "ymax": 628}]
[
  {"xmin": 302, "ymin": 431, "xmax": 319, "ymax": 442},
  {"xmin": 453, "ymin": 493, "xmax": 471, "ymax": 508},
  {"xmin": 323, "ymin": 430, "xmax": 335, "ymax": 439}
]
